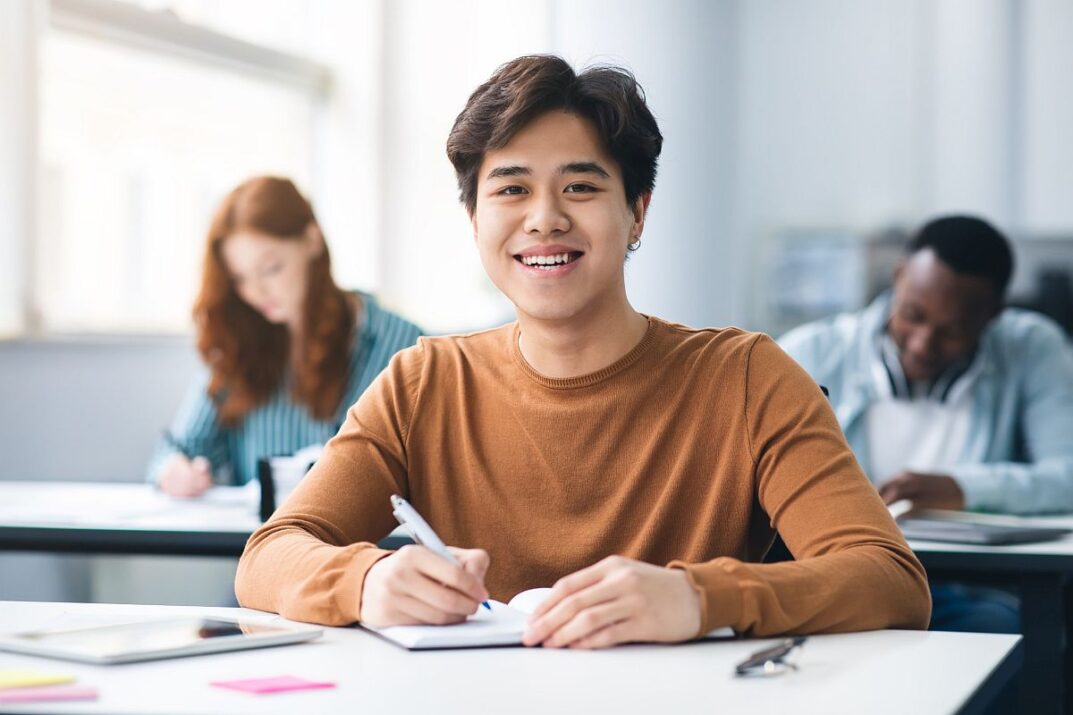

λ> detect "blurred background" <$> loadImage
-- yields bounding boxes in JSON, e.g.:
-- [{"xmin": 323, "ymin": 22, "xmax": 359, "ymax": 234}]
[{"xmin": 1, "ymin": 0, "xmax": 1071, "ymax": 602}]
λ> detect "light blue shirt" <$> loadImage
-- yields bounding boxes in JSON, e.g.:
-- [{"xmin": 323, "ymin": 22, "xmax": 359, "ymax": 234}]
[
  {"xmin": 147, "ymin": 292, "xmax": 422, "ymax": 485},
  {"xmin": 778, "ymin": 293, "xmax": 1073, "ymax": 515}
]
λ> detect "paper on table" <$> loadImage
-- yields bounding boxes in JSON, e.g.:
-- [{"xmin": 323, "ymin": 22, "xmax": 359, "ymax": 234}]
[{"xmin": 364, "ymin": 587, "xmax": 734, "ymax": 649}]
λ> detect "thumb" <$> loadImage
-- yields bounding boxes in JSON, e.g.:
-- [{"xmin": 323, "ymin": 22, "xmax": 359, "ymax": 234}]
[{"xmin": 190, "ymin": 456, "xmax": 211, "ymax": 474}]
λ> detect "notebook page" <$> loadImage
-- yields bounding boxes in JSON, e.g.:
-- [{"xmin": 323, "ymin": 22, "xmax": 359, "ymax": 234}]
[{"xmin": 363, "ymin": 602, "xmax": 528, "ymax": 649}]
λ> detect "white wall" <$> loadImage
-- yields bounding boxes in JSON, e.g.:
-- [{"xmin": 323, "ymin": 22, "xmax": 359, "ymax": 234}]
[
  {"xmin": 377, "ymin": 0, "xmax": 550, "ymax": 332},
  {"xmin": 1022, "ymin": 0, "xmax": 1073, "ymax": 232},
  {"xmin": 309, "ymin": 0, "xmax": 385, "ymax": 297},
  {"xmin": 0, "ymin": 0, "xmax": 38, "ymax": 336}
]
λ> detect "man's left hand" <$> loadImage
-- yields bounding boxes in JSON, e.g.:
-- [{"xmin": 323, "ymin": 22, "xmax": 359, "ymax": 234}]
[
  {"xmin": 878, "ymin": 471, "xmax": 965, "ymax": 511},
  {"xmin": 521, "ymin": 556, "xmax": 702, "ymax": 649}
]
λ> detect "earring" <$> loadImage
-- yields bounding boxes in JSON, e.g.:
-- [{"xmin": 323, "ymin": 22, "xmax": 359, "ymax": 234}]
[{"xmin": 628, "ymin": 235, "xmax": 641, "ymax": 250}]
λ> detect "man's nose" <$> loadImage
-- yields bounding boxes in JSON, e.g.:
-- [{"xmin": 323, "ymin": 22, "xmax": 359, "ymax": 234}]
[
  {"xmin": 908, "ymin": 327, "xmax": 938, "ymax": 357},
  {"xmin": 524, "ymin": 192, "xmax": 570, "ymax": 236}
]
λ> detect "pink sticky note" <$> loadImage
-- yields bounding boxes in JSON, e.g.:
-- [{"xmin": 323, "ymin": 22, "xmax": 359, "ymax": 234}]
[
  {"xmin": 211, "ymin": 675, "xmax": 336, "ymax": 695},
  {"xmin": 0, "ymin": 685, "xmax": 98, "ymax": 704}
]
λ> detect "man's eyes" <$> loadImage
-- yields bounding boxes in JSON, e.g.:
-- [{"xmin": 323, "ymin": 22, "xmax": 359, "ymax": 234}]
[{"xmin": 493, "ymin": 183, "xmax": 599, "ymax": 196}]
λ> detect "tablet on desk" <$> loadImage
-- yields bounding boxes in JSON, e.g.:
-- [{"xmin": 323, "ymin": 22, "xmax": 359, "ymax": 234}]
[
  {"xmin": 0, "ymin": 617, "xmax": 322, "ymax": 665},
  {"xmin": 900, "ymin": 518, "xmax": 1071, "ymax": 545}
]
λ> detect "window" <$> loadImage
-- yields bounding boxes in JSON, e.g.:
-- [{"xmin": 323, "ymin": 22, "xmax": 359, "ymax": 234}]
[{"xmin": 33, "ymin": 0, "xmax": 330, "ymax": 333}]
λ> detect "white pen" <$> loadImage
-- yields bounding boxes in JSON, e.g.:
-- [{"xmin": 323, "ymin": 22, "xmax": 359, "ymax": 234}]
[{"xmin": 390, "ymin": 494, "xmax": 491, "ymax": 611}]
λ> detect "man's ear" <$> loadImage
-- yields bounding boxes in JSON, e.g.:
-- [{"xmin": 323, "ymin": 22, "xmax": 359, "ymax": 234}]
[
  {"xmin": 632, "ymin": 193, "xmax": 652, "ymax": 235},
  {"xmin": 470, "ymin": 212, "xmax": 479, "ymax": 243}
]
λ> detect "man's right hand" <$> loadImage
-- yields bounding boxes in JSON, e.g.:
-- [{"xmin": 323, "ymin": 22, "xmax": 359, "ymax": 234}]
[
  {"xmin": 360, "ymin": 545, "xmax": 490, "ymax": 627},
  {"xmin": 156, "ymin": 454, "xmax": 213, "ymax": 498}
]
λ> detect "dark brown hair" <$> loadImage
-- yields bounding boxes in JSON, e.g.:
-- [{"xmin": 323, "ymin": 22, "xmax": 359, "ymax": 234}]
[
  {"xmin": 446, "ymin": 55, "xmax": 663, "ymax": 215},
  {"xmin": 194, "ymin": 176, "xmax": 354, "ymax": 425}
]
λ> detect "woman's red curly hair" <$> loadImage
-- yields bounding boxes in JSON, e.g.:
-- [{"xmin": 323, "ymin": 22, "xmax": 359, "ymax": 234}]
[{"xmin": 194, "ymin": 176, "xmax": 354, "ymax": 426}]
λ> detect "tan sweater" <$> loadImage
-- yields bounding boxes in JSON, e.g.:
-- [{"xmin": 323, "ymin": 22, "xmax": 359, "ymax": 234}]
[{"xmin": 236, "ymin": 318, "xmax": 931, "ymax": 636}]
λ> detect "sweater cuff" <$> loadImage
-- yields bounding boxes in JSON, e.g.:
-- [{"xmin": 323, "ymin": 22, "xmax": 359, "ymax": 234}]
[
  {"xmin": 333, "ymin": 545, "xmax": 395, "ymax": 623},
  {"xmin": 668, "ymin": 559, "xmax": 742, "ymax": 636}
]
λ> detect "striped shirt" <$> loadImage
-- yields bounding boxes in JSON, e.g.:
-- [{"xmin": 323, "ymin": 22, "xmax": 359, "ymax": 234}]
[{"xmin": 147, "ymin": 292, "xmax": 422, "ymax": 485}]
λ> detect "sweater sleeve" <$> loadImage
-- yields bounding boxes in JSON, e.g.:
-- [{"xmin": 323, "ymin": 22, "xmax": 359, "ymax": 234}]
[
  {"xmin": 234, "ymin": 342, "xmax": 427, "ymax": 625},
  {"xmin": 673, "ymin": 335, "xmax": 931, "ymax": 636}
]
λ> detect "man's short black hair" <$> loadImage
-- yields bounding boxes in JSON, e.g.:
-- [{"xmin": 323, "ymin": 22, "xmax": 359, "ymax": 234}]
[
  {"xmin": 908, "ymin": 215, "xmax": 1015, "ymax": 297},
  {"xmin": 446, "ymin": 55, "xmax": 663, "ymax": 216}
]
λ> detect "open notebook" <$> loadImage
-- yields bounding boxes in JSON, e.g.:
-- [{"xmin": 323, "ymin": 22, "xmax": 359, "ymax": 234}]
[{"xmin": 363, "ymin": 587, "xmax": 735, "ymax": 650}]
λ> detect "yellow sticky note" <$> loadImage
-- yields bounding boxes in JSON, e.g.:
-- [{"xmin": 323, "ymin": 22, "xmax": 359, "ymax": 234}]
[{"xmin": 0, "ymin": 671, "xmax": 75, "ymax": 689}]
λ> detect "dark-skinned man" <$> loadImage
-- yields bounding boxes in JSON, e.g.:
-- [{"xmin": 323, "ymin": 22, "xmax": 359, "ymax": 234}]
[{"xmin": 779, "ymin": 215, "xmax": 1073, "ymax": 633}]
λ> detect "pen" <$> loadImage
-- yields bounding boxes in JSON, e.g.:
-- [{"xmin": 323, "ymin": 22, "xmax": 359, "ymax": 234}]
[
  {"xmin": 390, "ymin": 495, "xmax": 491, "ymax": 611},
  {"xmin": 162, "ymin": 429, "xmax": 194, "ymax": 460}
]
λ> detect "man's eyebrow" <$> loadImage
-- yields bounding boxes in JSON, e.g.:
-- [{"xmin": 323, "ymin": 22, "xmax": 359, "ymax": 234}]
[
  {"xmin": 485, "ymin": 162, "xmax": 611, "ymax": 180},
  {"xmin": 486, "ymin": 165, "xmax": 530, "ymax": 180},
  {"xmin": 559, "ymin": 161, "xmax": 610, "ymax": 178}
]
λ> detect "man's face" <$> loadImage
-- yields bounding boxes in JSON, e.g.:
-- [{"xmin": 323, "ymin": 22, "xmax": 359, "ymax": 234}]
[
  {"xmin": 471, "ymin": 111, "xmax": 645, "ymax": 324},
  {"xmin": 887, "ymin": 248, "xmax": 1000, "ymax": 382}
]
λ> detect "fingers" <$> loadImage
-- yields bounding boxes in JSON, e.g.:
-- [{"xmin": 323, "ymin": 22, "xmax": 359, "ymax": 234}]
[
  {"xmin": 410, "ymin": 570, "xmax": 482, "ymax": 617},
  {"xmin": 449, "ymin": 547, "xmax": 491, "ymax": 583},
  {"xmin": 525, "ymin": 558, "xmax": 703, "ymax": 649},
  {"xmin": 158, "ymin": 455, "xmax": 212, "ymax": 498},
  {"xmin": 540, "ymin": 600, "xmax": 632, "ymax": 649},
  {"xmin": 529, "ymin": 558, "xmax": 609, "ymax": 619},
  {"xmin": 564, "ymin": 619, "xmax": 632, "ymax": 650},
  {"xmin": 524, "ymin": 557, "xmax": 625, "ymax": 646},
  {"xmin": 360, "ymin": 545, "xmax": 490, "ymax": 627},
  {"xmin": 414, "ymin": 547, "xmax": 489, "ymax": 603},
  {"xmin": 879, "ymin": 473, "xmax": 917, "ymax": 505},
  {"xmin": 390, "ymin": 594, "xmax": 469, "ymax": 626}
]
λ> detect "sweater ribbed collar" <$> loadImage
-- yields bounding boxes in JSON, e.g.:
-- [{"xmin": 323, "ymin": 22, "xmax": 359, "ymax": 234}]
[{"xmin": 511, "ymin": 317, "xmax": 659, "ymax": 390}]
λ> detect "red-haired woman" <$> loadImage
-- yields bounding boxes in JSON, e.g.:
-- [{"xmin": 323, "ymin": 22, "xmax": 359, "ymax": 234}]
[{"xmin": 148, "ymin": 176, "xmax": 421, "ymax": 497}]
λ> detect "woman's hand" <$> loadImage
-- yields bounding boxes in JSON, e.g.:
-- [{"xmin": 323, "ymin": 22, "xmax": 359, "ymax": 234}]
[
  {"xmin": 156, "ymin": 454, "xmax": 213, "ymax": 498},
  {"xmin": 360, "ymin": 545, "xmax": 490, "ymax": 627}
]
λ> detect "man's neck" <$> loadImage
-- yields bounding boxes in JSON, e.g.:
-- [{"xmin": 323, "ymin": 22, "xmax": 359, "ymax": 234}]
[{"xmin": 516, "ymin": 299, "xmax": 649, "ymax": 379}]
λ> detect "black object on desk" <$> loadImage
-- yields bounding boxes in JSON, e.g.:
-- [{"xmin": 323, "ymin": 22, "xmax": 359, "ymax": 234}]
[
  {"xmin": 256, "ymin": 458, "xmax": 276, "ymax": 522},
  {"xmin": 255, "ymin": 457, "xmax": 316, "ymax": 522},
  {"xmin": 735, "ymin": 636, "xmax": 807, "ymax": 676}
]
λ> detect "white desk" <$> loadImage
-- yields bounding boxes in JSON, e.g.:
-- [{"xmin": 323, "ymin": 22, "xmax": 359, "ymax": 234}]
[
  {"xmin": 0, "ymin": 481, "xmax": 412, "ymax": 557},
  {"xmin": 0, "ymin": 482, "xmax": 260, "ymax": 557},
  {"xmin": 908, "ymin": 513, "xmax": 1073, "ymax": 713},
  {"xmin": 0, "ymin": 601, "xmax": 1020, "ymax": 715}
]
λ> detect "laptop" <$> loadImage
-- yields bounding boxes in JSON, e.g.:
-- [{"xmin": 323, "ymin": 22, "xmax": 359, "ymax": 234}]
[
  {"xmin": 0, "ymin": 617, "xmax": 322, "ymax": 665},
  {"xmin": 900, "ymin": 518, "xmax": 1071, "ymax": 546}
]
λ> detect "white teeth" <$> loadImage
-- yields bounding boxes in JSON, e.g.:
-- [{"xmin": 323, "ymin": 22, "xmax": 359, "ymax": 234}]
[{"xmin": 521, "ymin": 252, "xmax": 575, "ymax": 267}]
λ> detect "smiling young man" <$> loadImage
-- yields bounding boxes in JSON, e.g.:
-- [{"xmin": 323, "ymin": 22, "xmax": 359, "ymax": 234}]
[{"xmin": 235, "ymin": 55, "xmax": 930, "ymax": 646}]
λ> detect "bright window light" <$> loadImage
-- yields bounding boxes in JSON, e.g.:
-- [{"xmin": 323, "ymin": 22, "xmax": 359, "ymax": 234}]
[{"xmin": 37, "ymin": 26, "xmax": 316, "ymax": 333}]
